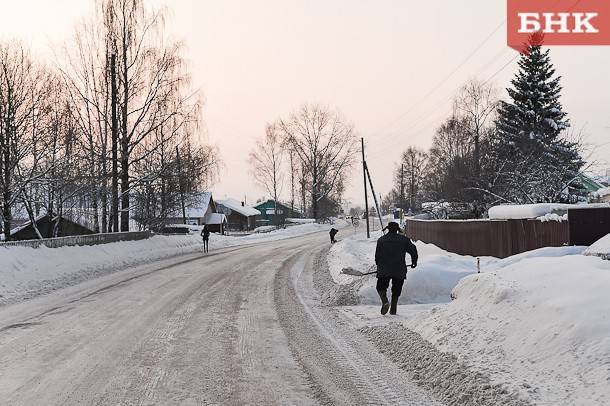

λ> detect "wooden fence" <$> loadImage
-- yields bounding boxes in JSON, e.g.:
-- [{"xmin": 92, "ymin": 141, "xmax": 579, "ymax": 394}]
[
  {"xmin": 0, "ymin": 231, "xmax": 152, "ymax": 249},
  {"xmin": 568, "ymin": 207, "xmax": 610, "ymax": 246},
  {"xmin": 405, "ymin": 218, "xmax": 569, "ymax": 258}
]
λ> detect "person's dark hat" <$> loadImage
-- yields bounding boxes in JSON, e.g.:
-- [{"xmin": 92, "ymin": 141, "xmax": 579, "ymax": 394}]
[{"xmin": 384, "ymin": 221, "xmax": 400, "ymax": 232}]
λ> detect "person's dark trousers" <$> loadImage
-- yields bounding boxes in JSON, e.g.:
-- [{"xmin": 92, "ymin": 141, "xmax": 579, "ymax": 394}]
[
  {"xmin": 376, "ymin": 277, "xmax": 405, "ymax": 315},
  {"xmin": 203, "ymin": 239, "xmax": 209, "ymax": 253}
]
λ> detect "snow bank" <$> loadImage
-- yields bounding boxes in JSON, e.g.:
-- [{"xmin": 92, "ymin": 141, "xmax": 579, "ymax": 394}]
[
  {"xmin": 285, "ymin": 218, "xmax": 316, "ymax": 224},
  {"xmin": 327, "ymin": 231, "xmax": 480, "ymax": 304},
  {"xmin": 0, "ymin": 234, "xmax": 206, "ymax": 304},
  {"xmin": 0, "ymin": 222, "xmax": 333, "ymax": 305},
  {"xmin": 331, "ymin": 232, "xmax": 607, "ymax": 403},
  {"xmin": 585, "ymin": 233, "xmax": 610, "ymax": 260},
  {"xmin": 406, "ymin": 246, "xmax": 610, "ymax": 405}
]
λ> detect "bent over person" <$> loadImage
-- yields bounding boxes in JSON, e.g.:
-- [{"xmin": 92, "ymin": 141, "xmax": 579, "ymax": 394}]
[
  {"xmin": 329, "ymin": 227, "xmax": 338, "ymax": 244},
  {"xmin": 374, "ymin": 221, "xmax": 418, "ymax": 315}
]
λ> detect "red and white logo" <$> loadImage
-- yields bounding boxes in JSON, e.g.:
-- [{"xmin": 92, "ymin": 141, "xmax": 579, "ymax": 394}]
[{"xmin": 507, "ymin": 0, "xmax": 610, "ymax": 52}]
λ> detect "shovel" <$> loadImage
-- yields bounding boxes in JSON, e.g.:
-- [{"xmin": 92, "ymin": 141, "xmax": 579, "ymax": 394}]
[{"xmin": 341, "ymin": 264, "xmax": 413, "ymax": 277}]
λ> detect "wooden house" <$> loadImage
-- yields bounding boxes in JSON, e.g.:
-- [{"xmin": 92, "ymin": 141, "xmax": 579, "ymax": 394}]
[
  {"xmin": 216, "ymin": 199, "xmax": 261, "ymax": 231},
  {"xmin": 253, "ymin": 199, "xmax": 301, "ymax": 226},
  {"xmin": 9, "ymin": 213, "xmax": 94, "ymax": 241},
  {"xmin": 165, "ymin": 192, "xmax": 226, "ymax": 233}
]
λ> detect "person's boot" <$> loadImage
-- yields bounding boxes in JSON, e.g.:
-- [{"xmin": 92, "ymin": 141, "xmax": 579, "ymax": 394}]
[
  {"xmin": 389, "ymin": 295, "xmax": 399, "ymax": 315},
  {"xmin": 378, "ymin": 290, "xmax": 389, "ymax": 315}
]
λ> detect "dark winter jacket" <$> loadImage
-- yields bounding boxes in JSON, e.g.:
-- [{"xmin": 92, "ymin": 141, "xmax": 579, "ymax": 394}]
[
  {"xmin": 201, "ymin": 227, "xmax": 210, "ymax": 240},
  {"xmin": 374, "ymin": 232, "xmax": 418, "ymax": 279},
  {"xmin": 329, "ymin": 228, "xmax": 338, "ymax": 237}
]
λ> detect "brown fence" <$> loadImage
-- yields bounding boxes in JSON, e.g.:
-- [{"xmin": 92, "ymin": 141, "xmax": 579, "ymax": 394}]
[
  {"xmin": 568, "ymin": 207, "xmax": 610, "ymax": 246},
  {"xmin": 0, "ymin": 231, "xmax": 152, "ymax": 249},
  {"xmin": 405, "ymin": 218, "xmax": 569, "ymax": 258}
]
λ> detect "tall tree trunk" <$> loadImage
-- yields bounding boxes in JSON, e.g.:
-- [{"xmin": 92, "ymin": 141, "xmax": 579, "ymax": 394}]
[
  {"xmin": 120, "ymin": 138, "xmax": 129, "ymax": 232},
  {"xmin": 119, "ymin": 40, "xmax": 130, "ymax": 232},
  {"xmin": 289, "ymin": 151, "xmax": 295, "ymax": 215},
  {"xmin": 2, "ymin": 192, "xmax": 10, "ymax": 242},
  {"xmin": 111, "ymin": 53, "xmax": 119, "ymax": 232},
  {"xmin": 101, "ymin": 147, "xmax": 108, "ymax": 233},
  {"xmin": 312, "ymin": 160, "xmax": 318, "ymax": 220}
]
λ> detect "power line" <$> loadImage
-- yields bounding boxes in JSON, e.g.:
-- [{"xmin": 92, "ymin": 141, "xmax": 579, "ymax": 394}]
[
  {"xmin": 483, "ymin": 54, "xmax": 519, "ymax": 86},
  {"xmin": 371, "ymin": 21, "xmax": 506, "ymax": 140},
  {"xmin": 369, "ymin": 45, "xmax": 520, "ymax": 160}
]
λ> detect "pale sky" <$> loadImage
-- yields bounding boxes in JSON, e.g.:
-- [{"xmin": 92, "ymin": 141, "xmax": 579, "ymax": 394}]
[{"xmin": 2, "ymin": 0, "xmax": 609, "ymax": 207}]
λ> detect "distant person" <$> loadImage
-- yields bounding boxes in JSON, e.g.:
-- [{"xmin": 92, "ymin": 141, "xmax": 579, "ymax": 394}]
[
  {"xmin": 200, "ymin": 225, "xmax": 210, "ymax": 253},
  {"xmin": 374, "ymin": 221, "xmax": 418, "ymax": 315},
  {"xmin": 329, "ymin": 228, "xmax": 339, "ymax": 244}
]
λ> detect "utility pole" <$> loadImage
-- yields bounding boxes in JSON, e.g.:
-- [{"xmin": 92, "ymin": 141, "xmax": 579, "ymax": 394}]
[
  {"xmin": 365, "ymin": 164, "xmax": 384, "ymax": 232},
  {"xmin": 176, "ymin": 146, "xmax": 187, "ymax": 225},
  {"xmin": 400, "ymin": 163, "xmax": 405, "ymax": 212},
  {"xmin": 361, "ymin": 138, "xmax": 370, "ymax": 238},
  {"xmin": 110, "ymin": 53, "xmax": 119, "ymax": 233}
]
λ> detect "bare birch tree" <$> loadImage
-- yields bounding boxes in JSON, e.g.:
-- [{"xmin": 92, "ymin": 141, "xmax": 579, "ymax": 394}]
[
  {"xmin": 249, "ymin": 123, "xmax": 284, "ymax": 224},
  {"xmin": 0, "ymin": 42, "xmax": 54, "ymax": 240},
  {"xmin": 279, "ymin": 104, "xmax": 357, "ymax": 220},
  {"xmin": 102, "ymin": 0, "xmax": 200, "ymax": 231},
  {"xmin": 455, "ymin": 79, "xmax": 498, "ymax": 178}
]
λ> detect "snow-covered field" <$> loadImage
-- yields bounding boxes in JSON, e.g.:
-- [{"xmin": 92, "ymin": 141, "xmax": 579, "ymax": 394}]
[
  {"xmin": 0, "ymin": 222, "xmax": 335, "ymax": 305},
  {"xmin": 331, "ymin": 230, "xmax": 610, "ymax": 405}
]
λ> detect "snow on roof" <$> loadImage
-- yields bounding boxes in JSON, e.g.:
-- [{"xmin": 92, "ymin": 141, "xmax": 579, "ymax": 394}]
[
  {"xmin": 204, "ymin": 213, "xmax": 226, "ymax": 225},
  {"xmin": 9, "ymin": 213, "xmax": 49, "ymax": 235},
  {"xmin": 216, "ymin": 198, "xmax": 261, "ymax": 217},
  {"xmin": 593, "ymin": 187, "xmax": 610, "ymax": 198},
  {"xmin": 178, "ymin": 192, "xmax": 213, "ymax": 218}
]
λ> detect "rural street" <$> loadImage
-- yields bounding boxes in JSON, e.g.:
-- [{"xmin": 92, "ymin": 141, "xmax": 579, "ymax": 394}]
[{"xmin": 0, "ymin": 230, "xmax": 440, "ymax": 405}]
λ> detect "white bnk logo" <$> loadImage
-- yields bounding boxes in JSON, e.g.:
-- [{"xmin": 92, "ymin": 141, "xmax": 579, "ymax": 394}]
[{"xmin": 518, "ymin": 12, "xmax": 599, "ymax": 33}]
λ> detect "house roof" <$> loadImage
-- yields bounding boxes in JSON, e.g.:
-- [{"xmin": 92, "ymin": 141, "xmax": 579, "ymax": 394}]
[
  {"xmin": 217, "ymin": 198, "xmax": 261, "ymax": 217},
  {"xmin": 176, "ymin": 192, "xmax": 213, "ymax": 218},
  {"xmin": 580, "ymin": 174, "xmax": 605, "ymax": 193},
  {"xmin": 9, "ymin": 213, "xmax": 48, "ymax": 235}
]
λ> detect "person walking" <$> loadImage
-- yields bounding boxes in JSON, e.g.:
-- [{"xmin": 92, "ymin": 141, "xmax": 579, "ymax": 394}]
[
  {"xmin": 329, "ymin": 227, "xmax": 339, "ymax": 244},
  {"xmin": 374, "ymin": 221, "xmax": 418, "ymax": 315},
  {"xmin": 201, "ymin": 225, "xmax": 210, "ymax": 253}
]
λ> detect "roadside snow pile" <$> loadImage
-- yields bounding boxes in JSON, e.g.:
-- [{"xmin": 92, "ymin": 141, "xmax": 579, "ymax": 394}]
[
  {"xmin": 327, "ymin": 231, "xmax": 480, "ymax": 304},
  {"xmin": 0, "ymin": 222, "xmax": 334, "ymax": 305},
  {"xmin": 253, "ymin": 225, "xmax": 276, "ymax": 233},
  {"xmin": 240, "ymin": 221, "xmax": 335, "ymax": 241},
  {"xmin": 0, "ymin": 234, "xmax": 206, "ymax": 304},
  {"xmin": 584, "ymin": 233, "xmax": 610, "ymax": 260},
  {"xmin": 285, "ymin": 218, "xmax": 316, "ymax": 224},
  {"xmin": 405, "ymin": 246, "xmax": 610, "ymax": 405}
]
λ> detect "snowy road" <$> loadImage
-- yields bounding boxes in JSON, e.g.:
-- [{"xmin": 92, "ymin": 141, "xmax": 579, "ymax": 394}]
[{"xmin": 0, "ymin": 231, "xmax": 440, "ymax": 405}]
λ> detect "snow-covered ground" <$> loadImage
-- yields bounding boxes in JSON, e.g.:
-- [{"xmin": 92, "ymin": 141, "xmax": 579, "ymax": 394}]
[
  {"xmin": 0, "ymin": 222, "xmax": 336, "ymax": 305},
  {"xmin": 331, "ymin": 230, "xmax": 610, "ymax": 405},
  {"xmin": 327, "ymin": 230, "xmax": 485, "ymax": 304}
]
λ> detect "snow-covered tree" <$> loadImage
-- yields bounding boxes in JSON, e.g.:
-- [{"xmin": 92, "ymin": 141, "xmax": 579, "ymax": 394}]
[{"xmin": 492, "ymin": 34, "xmax": 585, "ymax": 203}]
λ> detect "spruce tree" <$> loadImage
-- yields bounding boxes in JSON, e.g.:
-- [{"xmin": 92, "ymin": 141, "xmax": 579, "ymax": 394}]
[{"xmin": 493, "ymin": 34, "xmax": 585, "ymax": 203}]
